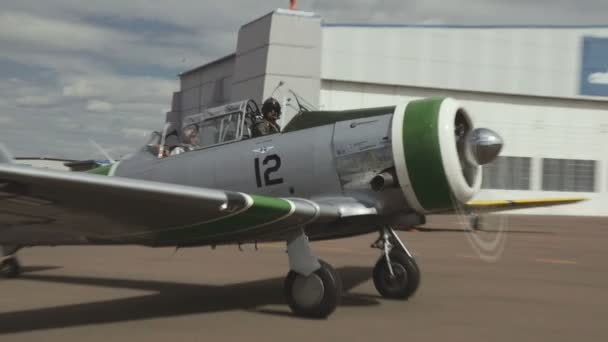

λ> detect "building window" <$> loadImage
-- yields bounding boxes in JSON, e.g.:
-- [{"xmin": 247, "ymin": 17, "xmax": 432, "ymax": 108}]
[
  {"xmin": 542, "ymin": 158, "xmax": 596, "ymax": 192},
  {"xmin": 482, "ymin": 156, "xmax": 531, "ymax": 190}
]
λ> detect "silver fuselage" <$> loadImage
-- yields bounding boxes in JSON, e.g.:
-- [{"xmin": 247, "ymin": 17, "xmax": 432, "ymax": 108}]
[{"xmin": 116, "ymin": 113, "xmax": 408, "ymax": 218}]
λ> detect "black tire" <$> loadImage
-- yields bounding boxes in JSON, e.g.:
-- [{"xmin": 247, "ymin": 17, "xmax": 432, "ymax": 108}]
[
  {"xmin": 373, "ymin": 250, "xmax": 420, "ymax": 299},
  {"xmin": 284, "ymin": 259, "xmax": 342, "ymax": 318},
  {"xmin": 0, "ymin": 258, "xmax": 21, "ymax": 278}
]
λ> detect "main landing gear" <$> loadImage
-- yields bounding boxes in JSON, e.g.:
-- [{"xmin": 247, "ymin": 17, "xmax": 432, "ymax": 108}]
[
  {"xmin": 283, "ymin": 230, "xmax": 342, "ymax": 318},
  {"xmin": 371, "ymin": 226, "xmax": 420, "ymax": 299},
  {"xmin": 0, "ymin": 257, "xmax": 21, "ymax": 278},
  {"xmin": 282, "ymin": 227, "xmax": 420, "ymax": 318},
  {"xmin": 1, "ymin": 246, "xmax": 21, "ymax": 278}
]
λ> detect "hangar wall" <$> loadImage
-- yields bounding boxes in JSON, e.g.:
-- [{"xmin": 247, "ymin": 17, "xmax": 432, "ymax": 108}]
[
  {"xmin": 170, "ymin": 9, "xmax": 322, "ymax": 128},
  {"xmin": 319, "ymin": 25, "xmax": 608, "ymax": 215},
  {"xmin": 178, "ymin": 55, "xmax": 235, "ymax": 118},
  {"xmin": 321, "ymin": 81, "xmax": 608, "ymax": 215},
  {"xmin": 321, "ymin": 26, "xmax": 608, "ymax": 100},
  {"xmin": 169, "ymin": 9, "xmax": 608, "ymax": 216}
]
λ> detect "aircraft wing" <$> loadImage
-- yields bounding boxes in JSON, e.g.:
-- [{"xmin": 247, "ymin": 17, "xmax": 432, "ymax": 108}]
[
  {"xmin": 464, "ymin": 197, "xmax": 588, "ymax": 213},
  {"xmin": 0, "ymin": 163, "xmax": 342, "ymax": 247}
]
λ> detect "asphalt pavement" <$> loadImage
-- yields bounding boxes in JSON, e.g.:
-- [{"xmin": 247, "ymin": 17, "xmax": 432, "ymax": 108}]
[{"xmin": 1, "ymin": 214, "xmax": 607, "ymax": 342}]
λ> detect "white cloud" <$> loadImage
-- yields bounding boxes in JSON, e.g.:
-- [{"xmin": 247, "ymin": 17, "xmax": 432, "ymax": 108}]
[
  {"xmin": 0, "ymin": 117, "xmax": 14, "ymax": 124},
  {"xmin": 0, "ymin": 73, "xmax": 173, "ymax": 158},
  {"xmin": 4, "ymin": 1, "xmax": 608, "ymax": 33},
  {"xmin": 0, "ymin": 11, "xmax": 211, "ymax": 72},
  {"xmin": 0, "ymin": 11, "xmax": 133, "ymax": 53},
  {"xmin": 62, "ymin": 75, "xmax": 177, "ymax": 103},
  {"xmin": 63, "ymin": 80, "xmax": 96, "ymax": 97},
  {"xmin": 0, "ymin": 1, "xmax": 282, "ymax": 32},
  {"xmin": 86, "ymin": 100, "xmax": 113, "ymax": 113},
  {"xmin": 15, "ymin": 95, "xmax": 61, "ymax": 107},
  {"xmin": 1, "ymin": 47, "xmax": 112, "ymax": 75},
  {"xmin": 588, "ymin": 71, "xmax": 608, "ymax": 85},
  {"xmin": 1, "ymin": 0, "xmax": 607, "ymax": 159}
]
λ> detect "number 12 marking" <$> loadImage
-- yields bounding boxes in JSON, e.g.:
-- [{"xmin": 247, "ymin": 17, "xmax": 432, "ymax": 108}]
[{"xmin": 254, "ymin": 154, "xmax": 284, "ymax": 188}]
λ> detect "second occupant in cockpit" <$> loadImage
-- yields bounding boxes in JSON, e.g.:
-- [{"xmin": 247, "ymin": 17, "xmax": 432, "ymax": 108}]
[
  {"xmin": 252, "ymin": 97, "xmax": 281, "ymax": 138},
  {"xmin": 170, "ymin": 125, "xmax": 199, "ymax": 156}
]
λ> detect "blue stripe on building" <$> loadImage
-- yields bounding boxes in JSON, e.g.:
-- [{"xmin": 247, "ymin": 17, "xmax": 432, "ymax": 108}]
[{"xmin": 580, "ymin": 37, "xmax": 608, "ymax": 97}]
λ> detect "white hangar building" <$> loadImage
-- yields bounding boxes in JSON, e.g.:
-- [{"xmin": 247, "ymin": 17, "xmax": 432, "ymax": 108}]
[{"xmin": 167, "ymin": 9, "xmax": 608, "ymax": 216}]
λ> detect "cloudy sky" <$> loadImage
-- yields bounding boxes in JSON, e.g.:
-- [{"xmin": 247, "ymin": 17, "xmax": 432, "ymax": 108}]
[{"xmin": 1, "ymin": 0, "xmax": 606, "ymax": 160}]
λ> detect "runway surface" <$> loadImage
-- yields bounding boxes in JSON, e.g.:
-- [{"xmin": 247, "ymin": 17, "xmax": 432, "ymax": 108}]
[{"xmin": 1, "ymin": 215, "xmax": 607, "ymax": 341}]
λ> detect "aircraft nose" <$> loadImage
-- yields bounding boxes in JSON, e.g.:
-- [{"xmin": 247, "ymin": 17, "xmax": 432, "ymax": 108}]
[{"xmin": 465, "ymin": 128, "xmax": 503, "ymax": 165}]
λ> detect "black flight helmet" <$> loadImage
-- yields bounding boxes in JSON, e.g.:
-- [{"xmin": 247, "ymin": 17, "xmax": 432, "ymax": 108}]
[{"xmin": 262, "ymin": 97, "xmax": 281, "ymax": 119}]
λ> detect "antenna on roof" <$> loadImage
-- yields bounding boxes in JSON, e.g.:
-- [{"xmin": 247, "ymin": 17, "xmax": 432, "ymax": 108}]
[{"xmin": 271, "ymin": 81, "xmax": 284, "ymax": 98}]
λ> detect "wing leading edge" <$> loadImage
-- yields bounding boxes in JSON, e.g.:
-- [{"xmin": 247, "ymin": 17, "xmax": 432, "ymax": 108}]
[
  {"xmin": 465, "ymin": 197, "xmax": 588, "ymax": 213},
  {"xmin": 0, "ymin": 164, "xmax": 340, "ymax": 247}
]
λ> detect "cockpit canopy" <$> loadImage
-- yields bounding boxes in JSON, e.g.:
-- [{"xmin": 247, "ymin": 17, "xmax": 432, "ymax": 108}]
[
  {"xmin": 181, "ymin": 99, "xmax": 261, "ymax": 149},
  {"xmin": 143, "ymin": 99, "xmax": 263, "ymax": 158}
]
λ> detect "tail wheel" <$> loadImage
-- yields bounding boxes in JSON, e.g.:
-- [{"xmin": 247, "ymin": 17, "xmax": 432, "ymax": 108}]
[
  {"xmin": 0, "ymin": 258, "xmax": 21, "ymax": 278},
  {"xmin": 284, "ymin": 259, "xmax": 342, "ymax": 318},
  {"xmin": 373, "ymin": 250, "xmax": 420, "ymax": 299}
]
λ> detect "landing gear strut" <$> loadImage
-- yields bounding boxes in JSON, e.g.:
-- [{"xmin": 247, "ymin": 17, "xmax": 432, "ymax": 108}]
[
  {"xmin": 371, "ymin": 226, "xmax": 420, "ymax": 299},
  {"xmin": 469, "ymin": 213, "xmax": 482, "ymax": 231},
  {"xmin": 1, "ymin": 245, "xmax": 21, "ymax": 278},
  {"xmin": 283, "ymin": 230, "xmax": 342, "ymax": 318},
  {"xmin": 0, "ymin": 257, "xmax": 21, "ymax": 278}
]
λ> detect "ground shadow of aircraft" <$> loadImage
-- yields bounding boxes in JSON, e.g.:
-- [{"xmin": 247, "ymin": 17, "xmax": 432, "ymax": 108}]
[{"xmin": 0, "ymin": 266, "xmax": 377, "ymax": 334}]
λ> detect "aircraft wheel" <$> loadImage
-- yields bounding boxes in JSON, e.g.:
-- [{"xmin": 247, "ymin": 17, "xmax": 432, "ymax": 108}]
[
  {"xmin": 373, "ymin": 250, "xmax": 420, "ymax": 299},
  {"xmin": 284, "ymin": 259, "xmax": 342, "ymax": 318},
  {"xmin": 0, "ymin": 257, "xmax": 21, "ymax": 278}
]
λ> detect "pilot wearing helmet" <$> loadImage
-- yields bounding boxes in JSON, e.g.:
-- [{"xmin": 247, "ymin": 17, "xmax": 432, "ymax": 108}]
[{"xmin": 252, "ymin": 97, "xmax": 281, "ymax": 138}]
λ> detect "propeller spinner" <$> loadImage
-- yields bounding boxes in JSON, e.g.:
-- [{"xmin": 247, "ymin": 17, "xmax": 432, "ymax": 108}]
[{"xmin": 465, "ymin": 128, "xmax": 504, "ymax": 166}]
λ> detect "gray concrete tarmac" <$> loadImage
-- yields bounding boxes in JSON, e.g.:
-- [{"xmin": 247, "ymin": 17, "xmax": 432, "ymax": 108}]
[{"xmin": 1, "ymin": 215, "xmax": 607, "ymax": 341}]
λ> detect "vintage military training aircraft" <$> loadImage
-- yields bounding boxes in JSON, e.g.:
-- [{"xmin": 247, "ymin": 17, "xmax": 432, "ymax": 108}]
[{"xmin": 0, "ymin": 97, "xmax": 584, "ymax": 318}]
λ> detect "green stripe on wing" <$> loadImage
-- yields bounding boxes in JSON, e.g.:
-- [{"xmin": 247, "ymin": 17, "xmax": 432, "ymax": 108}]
[
  {"xmin": 88, "ymin": 165, "xmax": 112, "ymax": 176},
  {"xmin": 156, "ymin": 194, "xmax": 293, "ymax": 243}
]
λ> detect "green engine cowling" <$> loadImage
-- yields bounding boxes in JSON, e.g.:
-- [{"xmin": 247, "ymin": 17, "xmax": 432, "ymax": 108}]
[{"xmin": 391, "ymin": 97, "xmax": 485, "ymax": 213}]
